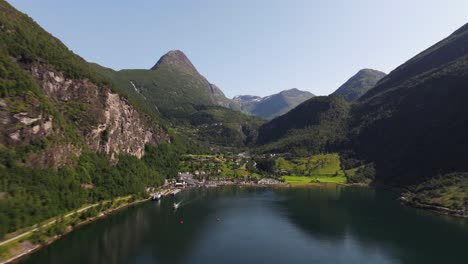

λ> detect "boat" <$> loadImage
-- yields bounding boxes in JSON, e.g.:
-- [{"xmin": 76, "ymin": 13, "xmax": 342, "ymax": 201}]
[
  {"xmin": 151, "ymin": 193, "xmax": 162, "ymax": 201},
  {"xmin": 173, "ymin": 202, "xmax": 180, "ymax": 209}
]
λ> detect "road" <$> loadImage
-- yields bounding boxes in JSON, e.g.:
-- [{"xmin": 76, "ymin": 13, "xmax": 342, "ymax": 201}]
[{"xmin": 0, "ymin": 203, "xmax": 99, "ymax": 247}]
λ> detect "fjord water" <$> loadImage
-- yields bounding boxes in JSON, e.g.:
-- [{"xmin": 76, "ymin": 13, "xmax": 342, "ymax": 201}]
[{"xmin": 22, "ymin": 187, "xmax": 467, "ymax": 264}]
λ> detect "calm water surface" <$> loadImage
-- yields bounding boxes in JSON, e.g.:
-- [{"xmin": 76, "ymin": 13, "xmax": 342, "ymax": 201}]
[{"xmin": 22, "ymin": 187, "xmax": 468, "ymax": 264}]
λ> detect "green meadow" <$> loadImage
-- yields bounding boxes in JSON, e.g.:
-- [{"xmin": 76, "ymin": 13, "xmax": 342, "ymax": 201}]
[{"xmin": 277, "ymin": 154, "xmax": 347, "ymax": 184}]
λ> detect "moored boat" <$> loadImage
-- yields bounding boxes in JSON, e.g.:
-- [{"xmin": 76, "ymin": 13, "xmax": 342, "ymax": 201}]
[{"xmin": 151, "ymin": 193, "xmax": 162, "ymax": 201}]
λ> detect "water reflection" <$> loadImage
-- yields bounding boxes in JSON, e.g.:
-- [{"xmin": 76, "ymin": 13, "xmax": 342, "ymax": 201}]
[
  {"xmin": 23, "ymin": 202, "xmax": 155, "ymax": 264},
  {"xmin": 22, "ymin": 187, "xmax": 468, "ymax": 264},
  {"xmin": 277, "ymin": 186, "xmax": 468, "ymax": 264}
]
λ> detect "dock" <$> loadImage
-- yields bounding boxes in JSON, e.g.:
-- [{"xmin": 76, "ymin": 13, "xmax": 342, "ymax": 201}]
[
  {"xmin": 150, "ymin": 188, "xmax": 183, "ymax": 200},
  {"xmin": 171, "ymin": 189, "xmax": 182, "ymax": 196}
]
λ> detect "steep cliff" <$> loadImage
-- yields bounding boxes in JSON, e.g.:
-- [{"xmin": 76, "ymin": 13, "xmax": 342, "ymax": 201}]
[
  {"xmin": 0, "ymin": 0, "xmax": 173, "ymax": 238},
  {"xmin": 0, "ymin": 0, "xmax": 169, "ymax": 167},
  {"xmin": 29, "ymin": 64, "xmax": 168, "ymax": 161}
]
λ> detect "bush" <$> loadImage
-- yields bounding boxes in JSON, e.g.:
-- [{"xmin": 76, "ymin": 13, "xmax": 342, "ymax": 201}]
[{"xmin": 347, "ymin": 163, "xmax": 376, "ymax": 183}]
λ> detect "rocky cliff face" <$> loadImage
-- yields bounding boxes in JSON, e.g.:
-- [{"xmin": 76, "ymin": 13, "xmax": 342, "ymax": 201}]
[
  {"xmin": 32, "ymin": 64, "xmax": 169, "ymax": 159},
  {"xmin": 1, "ymin": 63, "xmax": 169, "ymax": 167}
]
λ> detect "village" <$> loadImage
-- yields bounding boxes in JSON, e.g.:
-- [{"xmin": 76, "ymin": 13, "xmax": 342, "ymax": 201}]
[
  {"xmin": 145, "ymin": 152, "xmax": 352, "ymax": 202},
  {"xmin": 146, "ymin": 153, "xmax": 286, "ymax": 200}
]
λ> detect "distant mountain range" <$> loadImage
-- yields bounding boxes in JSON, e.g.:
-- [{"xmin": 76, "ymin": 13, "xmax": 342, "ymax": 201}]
[
  {"xmin": 233, "ymin": 88, "xmax": 315, "ymax": 119},
  {"xmin": 234, "ymin": 68, "xmax": 384, "ymax": 120},
  {"xmin": 332, "ymin": 69, "xmax": 386, "ymax": 101},
  {"xmin": 257, "ymin": 22, "xmax": 468, "ymax": 199}
]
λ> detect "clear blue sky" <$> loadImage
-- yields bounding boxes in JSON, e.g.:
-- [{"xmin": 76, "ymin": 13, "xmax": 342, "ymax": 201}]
[{"xmin": 8, "ymin": 0, "xmax": 468, "ymax": 97}]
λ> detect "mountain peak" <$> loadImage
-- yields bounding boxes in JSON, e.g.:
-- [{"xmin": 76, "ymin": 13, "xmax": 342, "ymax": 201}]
[
  {"xmin": 332, "ymin": 69, "xmax": 386, "ymax": 101},
  {"xmin": 233, "ymin": 95, "xmax": 261, "ymax": 101},
  {"xmin": 279, "ymin": 88, "xmax": 314, "ymax": 97},
  {"xmin": 150, "ymin": 50, "xmax": 198, "ymax": 74},
  {"xmin": 235, "ymin": 88, "xmax": 315, "ymax": 119},
  {"xmin": 358, "ymin": 68, "xmax": 385, "ymax": 75}
]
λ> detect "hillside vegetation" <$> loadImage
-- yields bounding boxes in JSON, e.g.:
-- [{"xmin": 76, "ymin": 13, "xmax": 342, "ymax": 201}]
[
  {"xmin": 332, "ymin": 69, "xmax": 386, "ymax": 101},
  {"xmin": 93, "ymin": 54, "xmax": 263, "ymax": 148},
  {"xmin": 255, "ymin": 22, "xmax": 468, "ymax": 212},
  {"xmin": 256, "ymin": 96, "xmax": 350, "ymax": 155},
  {"xmin": 92, "ymin": 50, "xmax": 238, "ymax": 122},
  {"xmin": 350, "ymin": 23, "xmax": 468, "ymax": 186},
  {"xmin": 0, "ymin": 1, "xmax": 180, "ymax": 238},
  {"xmin": 276, "ymin": 154, "xmax": 347, "ymax": 184}
]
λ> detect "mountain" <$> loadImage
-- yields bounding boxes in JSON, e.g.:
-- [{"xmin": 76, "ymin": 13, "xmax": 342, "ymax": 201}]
[
  {"xmin": 0, "ymin": 1, "xmax": 179, "ymax": 237},
  {"xmin": 93, "ymin": 50, "xmax": 238, "ymax": 121},
  {"xmin": 152, "ymin": 50, "xmax": 236, "ymax": 108},
  {"xmin": 256, "ymin": 22, "xmax": 468, "ymax": 211},
  {"xmin": 256, "ymin": 96, "xmax": 350, "ymax": 154},
  {"xmin": 332, "ymin": 69, "xmax": 386, "ymax": 101},
  {"xmin": 234, "ymin": 88, "xmax": 315, "ymax": 119},
  {"xmin": 92, "ymin": 51, "xmax": 262, "ymax": 147},
  {"xmin": 350, "ymin": 22, "xmax": 468, "ymax": 186}
]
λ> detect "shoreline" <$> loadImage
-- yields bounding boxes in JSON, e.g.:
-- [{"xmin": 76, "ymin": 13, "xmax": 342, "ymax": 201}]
[
  {"xmin": 370, "ymin": 183, "xmax": 467, "ymax": 219},
  {"xmin": 400, "ymin": 199, "xmax": 467, "ymax": 219},
  {"xmin": 2, "ymin": 182, "xmax": 465, "ymax": 263},
  {"xmin": 0, "ymin": 198, "xmax": 149, "ymax": 264},
  {"xmin": 0, "ymin": 182, "xmax": 346, "ymax": 263}
]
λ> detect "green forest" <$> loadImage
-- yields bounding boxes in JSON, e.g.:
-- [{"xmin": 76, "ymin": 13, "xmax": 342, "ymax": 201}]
[{"xmin": 0, "ymin": 143, "xmax": 179, "ymax": 238}]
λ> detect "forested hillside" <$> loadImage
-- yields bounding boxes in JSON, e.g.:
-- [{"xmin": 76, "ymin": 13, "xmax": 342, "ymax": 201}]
[
  {"xmin": 92, "ymin": 51, "xmax": 263, "ymax": 148},
  {"xmin": 92, "ymin": 50, "xmax": 238, "ymax": 121},
  {"xmin": 0, "ymin": 1, "xmax": 180, "ymax": 237},
  {"xmin": 350, "ymin": 23, "xmax": 468, "ymax": 186},
  {"xmin": 256, "ymin": 96, "xmax": 350, "ymax": 155},
  {"xmin": 255, "ymin": 22, "xmax": 468, "ymax": 211},
  {"xmin": 332, "ymin": 69, "xmax": 386, "ymax": 101}
]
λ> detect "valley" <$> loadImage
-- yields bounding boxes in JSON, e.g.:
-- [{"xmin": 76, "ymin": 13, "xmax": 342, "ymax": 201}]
[{"xmin": 0, "ymin": 0, "xmax": 468, "ymax": 263}]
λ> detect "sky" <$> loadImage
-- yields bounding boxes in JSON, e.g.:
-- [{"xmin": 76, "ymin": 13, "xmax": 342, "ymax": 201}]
[{"xmin": 8, "ymin": 0, "xmax": 468, "ymax": 97}]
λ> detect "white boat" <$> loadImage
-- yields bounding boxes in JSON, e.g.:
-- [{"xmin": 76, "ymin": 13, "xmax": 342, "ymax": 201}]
[
  {"xmin": 173, "ymin": 202, "xmax": 180, "ymax": 209},
  {"xmin": 151, "ymin": 193, "xmax": 162, "ymax": 201}
]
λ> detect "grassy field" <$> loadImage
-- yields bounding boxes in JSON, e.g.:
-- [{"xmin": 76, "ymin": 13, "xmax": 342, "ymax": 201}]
[
  {"xmin": 404, "ymin": 173, "xmax": 468, "ymax": 211},
  {"xmin": 282, "ymin": 175, "xmax": 346, "ymax": 184},
  {"xmin": 178, "ymin": 154, "xmax": 261, "ymax": 179},
  {"xmin": 179, "ymin": 153, "xmax": 349, "ymax": 184},
  {"xmin": 278, "ymin": 153, "xmax": 347, "ymax": 184}
]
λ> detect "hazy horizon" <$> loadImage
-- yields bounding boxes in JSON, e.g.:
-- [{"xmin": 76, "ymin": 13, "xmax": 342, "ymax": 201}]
[{"xmin": 8, "ymin": 0, "xmax": 468, "ymax": 97}]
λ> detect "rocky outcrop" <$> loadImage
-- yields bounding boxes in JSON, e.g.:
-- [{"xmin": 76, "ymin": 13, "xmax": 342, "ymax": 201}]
[
  {"xmin": 88, "ymin": 92, "xmax": 167, "ymax": 159},
  {"xmin": 0, "ymin": 100, "xmax": 54, "ymax": 146},
  {"xmin": 30, "ymin": 64, "xmax": 169, "ymax": 160},
  {"xmin": 0, "ymin": 63, "xmax": 169, "ymax": 167}
]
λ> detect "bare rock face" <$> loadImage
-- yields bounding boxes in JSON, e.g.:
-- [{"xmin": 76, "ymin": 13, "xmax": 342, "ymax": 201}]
[
  {"xmin": 89, "ymin": 92, "xmax": 166, "ymax": 160},
  {"xmin": 0, "ymin": 105, "xmax": 54, "ymax": 146},
  {"xmin": 30, "ymin": 64, "xmax": 169, "ymax": 161},
  {"xmin": 0, "ymin": 63, "xmax": 169, "ymax": 167}
]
